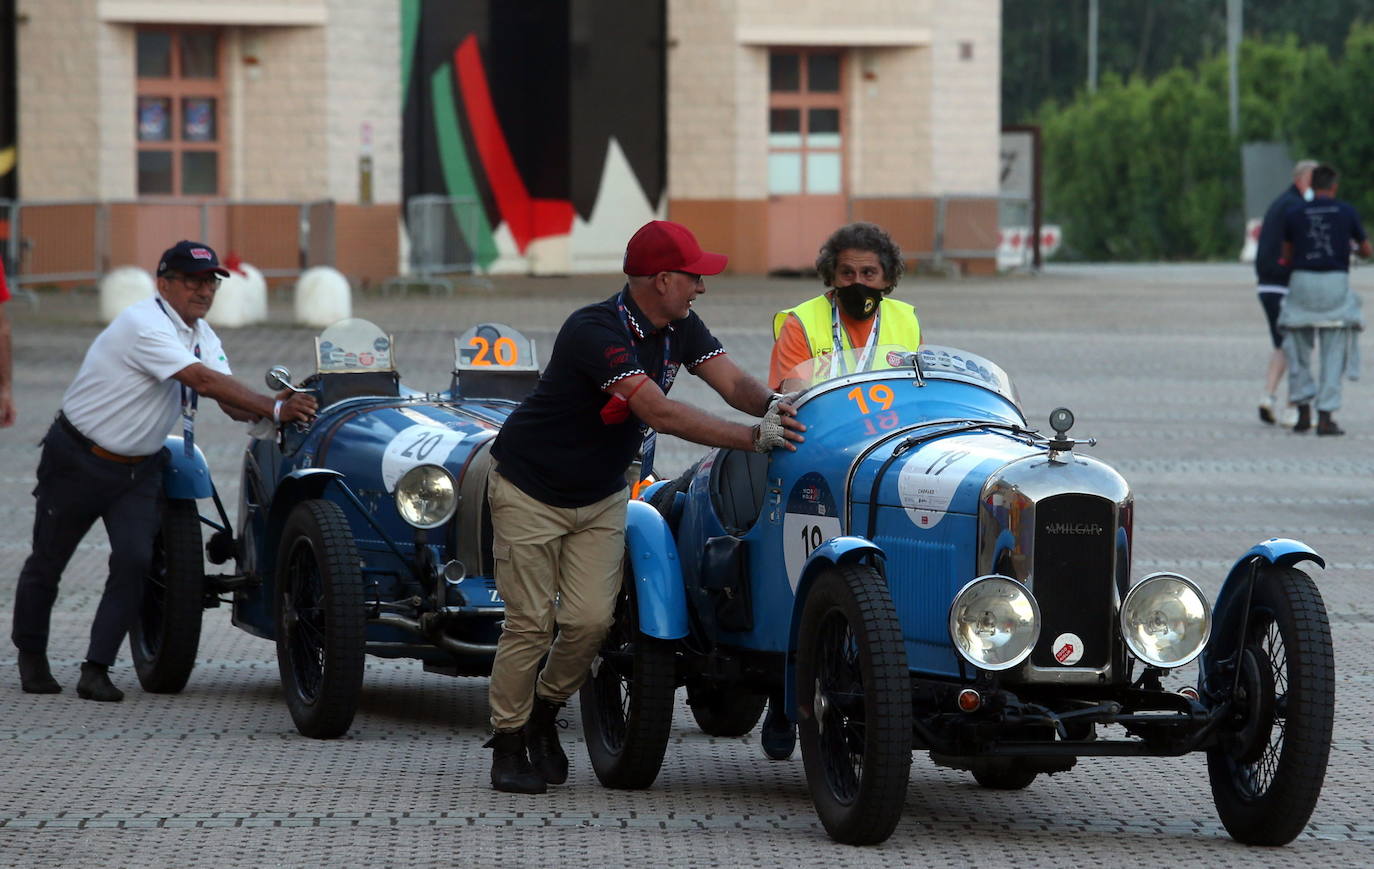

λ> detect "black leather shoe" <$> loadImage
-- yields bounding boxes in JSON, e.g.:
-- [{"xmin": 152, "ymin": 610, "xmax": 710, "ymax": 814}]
[
  {"xmin": 76, "ymin": 662, "xmax": 124, "ymax": 702},
  {"xmin": 484, "ymin": 729, "xmax": 547, "ymax": 794},
  {"xmin": 526, "ymin": 696, "xmax": 570, "ymax": 785},
  {"xmin": 1293, "ymin": 403, "xmax": 1312, "ymax": 433},
  {"xmin": 760, "ymin": 696, "xmax": 797, "ymax": 760},
  {"xmin": 18, "ymin": 651, "xmax": 61, "ymax": 694},
  {"xmin": 1317, "ymin": 411, "xmax": 1345, "ymax": 436}
]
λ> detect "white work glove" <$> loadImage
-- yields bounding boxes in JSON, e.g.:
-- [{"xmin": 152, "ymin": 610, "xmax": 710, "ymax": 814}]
[{"xmin": 753, "ymin": 391, "xmax": 800, "ymax": 453}]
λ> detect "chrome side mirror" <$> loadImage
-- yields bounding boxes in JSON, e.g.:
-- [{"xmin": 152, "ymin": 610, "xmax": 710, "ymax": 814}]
[{"xmin": 266, "ymin": 366, "xmax": 307, "ymax": 394}]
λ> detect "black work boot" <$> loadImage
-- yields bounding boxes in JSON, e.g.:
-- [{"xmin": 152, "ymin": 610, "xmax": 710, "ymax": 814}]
[
  {"xmin": 1293, "ymin": 403, "xmax": 1312, "ymax": 433},
  {"xmin": 18, "ymin": 651, "xmax": 61, "ymax": 694},
  {"xmin": 526, "ymin": 696, "xmax": 569, "ymax": 785},
  {"xmin": 483, "ymin": 729, "xmax": 547, "ymax": 794},
  {"xmin": 1317, "ymin": 410, "xmax": 1345, "ymax": 436},
  {"xmin": 76, "ymin": 662, "xmax": 124, "ymax": 702}
]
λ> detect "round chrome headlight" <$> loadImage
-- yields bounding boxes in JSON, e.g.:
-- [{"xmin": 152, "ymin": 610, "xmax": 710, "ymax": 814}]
[
  {"xmin": 393, "ymin": 464, "xmax": 458, "ymax": 529},
  {"xmin": 948, "ymin": 575, "xmax": 1041, "ymax": 671},
  {"xmin": 1120, "ymin": 572, "xmax": 1211, "ymax": 669}
]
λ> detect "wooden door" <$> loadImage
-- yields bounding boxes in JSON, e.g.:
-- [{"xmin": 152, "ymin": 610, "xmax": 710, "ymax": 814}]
[{"xmin": 767, "ymin": 49, "xmax": 847, "ymax": 272}]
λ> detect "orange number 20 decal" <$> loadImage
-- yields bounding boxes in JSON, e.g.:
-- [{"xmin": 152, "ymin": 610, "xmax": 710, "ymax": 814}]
[{"xmin": 468, "ymin": 336, "xmax": 519, "ymax": 367}]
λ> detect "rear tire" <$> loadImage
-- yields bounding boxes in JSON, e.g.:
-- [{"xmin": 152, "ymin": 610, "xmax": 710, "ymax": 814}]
[
  {"xmin": 1206, "ymin": 565, "xmax": 1334, "ymax": 845},
  {"xmin": 971, "ymin": 758, "xmax": 1038, "ymax": 790},
  {"xmin": 689, "ymin": 689, "xmax": 766, "ymax": 738},
  {"xmin": 129, "ymin": 499, "xmax": 204, "ymax": 693},
  {"xmin": 275, "ymin": 499, "xmax": 366, "ymax": 739},
  {"xmin": 580, "ymin": 562, "xmax": 677, "ymax": 789},
  {"xmin": 797, "ymin": 564, "xmax": 912, "ymax": 845}
]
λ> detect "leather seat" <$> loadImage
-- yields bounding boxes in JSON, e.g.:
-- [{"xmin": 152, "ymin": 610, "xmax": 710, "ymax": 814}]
[{"xmin": 709, "ymin": 449, "xmax": 769, "ymax": 535}]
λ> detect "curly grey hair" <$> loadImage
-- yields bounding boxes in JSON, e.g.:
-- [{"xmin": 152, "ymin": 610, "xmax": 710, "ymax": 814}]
[{"xmin": 814, "ymin": 222, "xmax": 904, "ymax": 291}]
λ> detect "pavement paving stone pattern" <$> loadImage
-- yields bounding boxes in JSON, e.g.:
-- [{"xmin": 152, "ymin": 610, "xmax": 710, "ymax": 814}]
[{"xmin": 1, "ymin": 264, "xmax": 1372, "ymax": 867}]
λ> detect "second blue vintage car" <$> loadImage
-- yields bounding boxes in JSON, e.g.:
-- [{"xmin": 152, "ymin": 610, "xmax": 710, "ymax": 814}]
[
  {"xmin": 579, "ymin": 344, "xmax": 1335, "ymax": 847},
  {"xmin": 128, "ymin": 318, "xmax": 543, "ymax": 738}
]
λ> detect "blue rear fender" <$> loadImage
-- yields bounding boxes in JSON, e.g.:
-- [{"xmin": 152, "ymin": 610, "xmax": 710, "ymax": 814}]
[
  {"xmin": 1200, "ymin": 537, "xmax": 1324, "ymax": 679},
  {"xmin": 624, "ymin": 499, "xmax": 688, "ymax": 641},
  {"xmin": 782, "ymin": 536, "xmax": 887, "ymax": 720},
  {"xmin": 162, "ymin": 436, "xmax": 213, "ymax": 500}
]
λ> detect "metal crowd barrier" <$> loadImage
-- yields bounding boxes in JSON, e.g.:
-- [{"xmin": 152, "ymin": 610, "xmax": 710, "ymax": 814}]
[{"xmin": 0, "ymin": 198, "xmax": 334, "ymax": 288}]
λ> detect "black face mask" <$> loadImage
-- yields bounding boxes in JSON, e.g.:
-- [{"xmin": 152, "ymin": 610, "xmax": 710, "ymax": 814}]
[{"xmin": 834, "ymin": 285, "xmax": 885, "ymax": 321}]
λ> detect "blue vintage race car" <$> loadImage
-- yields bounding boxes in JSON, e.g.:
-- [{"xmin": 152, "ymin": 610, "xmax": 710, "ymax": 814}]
[
  {"xmin": 580, "ymin": 344, "xmax": 1335, "ymax": 847},
  {"xmin": 128, "ymin": 318, "xmax": 543, "ymax": 738}
]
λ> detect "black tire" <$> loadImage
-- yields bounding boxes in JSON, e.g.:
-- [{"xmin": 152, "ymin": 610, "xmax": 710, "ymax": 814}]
[
  {"xmin": 797, "ymin": 564, "xmax": 912, "ymax": 846},
  {"xmin": 971, "ymin": 758, "xmax": 1038, "ymax": 790},
  {"xmin": 274, "ymin": 499, "xmax": 366, "ymax": 739},
  {"xmin": 1206, "ymin": 565, "xmax": 1334, "ymax": 846},
  {"xmin": 580, "ymin": 563, "xmax": 677, "ymax": 789},
  {"xmin": 689, "ymin": 690, "xmax": 767, "ymax": 738},
  {"xmin": 129, "ymin": 499, "xmax": 205, "ymax": 693}
]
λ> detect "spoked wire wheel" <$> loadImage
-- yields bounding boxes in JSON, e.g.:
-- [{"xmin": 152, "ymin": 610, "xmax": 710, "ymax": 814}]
[{"xmin": 1207, "ymin": 565, "xmax": 1334, "ymax": 845}]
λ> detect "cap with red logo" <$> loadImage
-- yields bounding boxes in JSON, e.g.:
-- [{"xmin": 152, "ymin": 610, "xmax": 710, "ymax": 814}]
[
  {"xmin": 157, "ymin": 240, "xmax": 231, "ymax": 278},
  {"xmin": 623, "ymin": 220, "xmax": 728, "ymax": 277}
]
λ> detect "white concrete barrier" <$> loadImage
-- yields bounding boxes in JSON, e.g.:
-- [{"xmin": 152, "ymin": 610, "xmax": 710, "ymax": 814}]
[
  {"xmin": 207, "ymin": 267, "xmax": 254, "ymax": 329},
  {"xmin": 1240, "ymin": 217, "xmax": 1261, "ymax": 263},
  {"xmin": 294, "ymin": 266, "xmax": 352, "ymax": 328},
  {"xmin": 99, "ymin": 267, "xmax": 155, "ymax": 323}
]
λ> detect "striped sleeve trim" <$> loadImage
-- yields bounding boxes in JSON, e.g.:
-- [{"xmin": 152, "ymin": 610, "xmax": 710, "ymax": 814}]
[
  {"xmin": 601, "ymin": 369, "xmax": 647, "ymax": 391},
  {"xmin": 686, "ymin": 348, "xmax": 726, "ymax": 370}
]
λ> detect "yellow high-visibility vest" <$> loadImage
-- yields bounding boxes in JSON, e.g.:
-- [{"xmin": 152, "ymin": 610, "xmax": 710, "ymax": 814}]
[{"xmin": 773, "ymin": 293, "xmax": 921, "ymax": 357}]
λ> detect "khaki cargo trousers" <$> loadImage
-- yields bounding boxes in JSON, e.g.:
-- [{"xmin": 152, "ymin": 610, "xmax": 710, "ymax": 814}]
[{"xmin": 486, "ymin": 468, "xmax": 627, "ymax": 732}]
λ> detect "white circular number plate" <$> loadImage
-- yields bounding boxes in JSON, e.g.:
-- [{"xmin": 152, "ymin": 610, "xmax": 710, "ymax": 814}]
[{"xmin": 381, "ymin": 425, "xmax": 468, "ymax": 492}]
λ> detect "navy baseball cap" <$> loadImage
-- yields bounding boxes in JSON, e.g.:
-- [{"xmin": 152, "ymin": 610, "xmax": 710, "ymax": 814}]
[{"xmin": 157, "ymin": 240, "xmax": 231, "ymax": 278}]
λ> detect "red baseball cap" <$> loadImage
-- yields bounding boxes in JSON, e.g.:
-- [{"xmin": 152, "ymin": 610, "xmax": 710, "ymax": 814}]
[{"xmin": 623, "ymin": 220, "xmax": 728, "ymax": 276}]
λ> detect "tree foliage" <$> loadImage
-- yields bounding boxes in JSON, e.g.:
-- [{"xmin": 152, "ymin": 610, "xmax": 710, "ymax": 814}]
[{"xmin": 1040, "ymin": 25, "xmax": 1374, "ymax": 260}]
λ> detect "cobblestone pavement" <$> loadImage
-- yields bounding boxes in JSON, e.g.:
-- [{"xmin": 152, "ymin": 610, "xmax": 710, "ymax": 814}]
[{"xmin": 2, "ymin": 264, "xmax": 1373, "ymax": 867}]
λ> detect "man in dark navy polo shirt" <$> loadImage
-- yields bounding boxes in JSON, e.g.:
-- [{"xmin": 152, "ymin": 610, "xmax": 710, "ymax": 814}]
[
  {"xmin": 482, "ymin": 220, "xmax": 804, "ymax": 794},
  {"xmin": 1280, "ymin": 164, "xmax": 1372, "ymax": 435}
]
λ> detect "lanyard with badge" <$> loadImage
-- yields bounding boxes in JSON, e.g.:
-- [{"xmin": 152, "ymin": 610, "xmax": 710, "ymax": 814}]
[
  {"xmin": 615, "ymin": 289, "xmax": 671, "ymax": 478},
  {"xmin": 830, "ymin": 297, "xmax": 880, "ymax": 375},
  {"xmin": 156, "ymin": 298, "xmax": 201, "ymax": 458}
]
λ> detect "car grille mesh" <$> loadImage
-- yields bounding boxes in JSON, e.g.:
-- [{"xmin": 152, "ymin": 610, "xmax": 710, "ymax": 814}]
[{"xmin": 1030, "ymin": 494, "xmax": 1114, "ymax": 669}]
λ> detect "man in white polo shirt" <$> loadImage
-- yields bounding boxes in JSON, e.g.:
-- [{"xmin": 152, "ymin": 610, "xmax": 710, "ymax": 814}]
[{"xmin": 12, "ymin": 240, "xmax": 317, "ymax": 701}]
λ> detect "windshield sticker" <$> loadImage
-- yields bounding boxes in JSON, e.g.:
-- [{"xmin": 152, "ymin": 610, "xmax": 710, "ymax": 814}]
[
  {"xmin": 898, "ymin": 435, "xmax": 1030, "ymax": 529},
  {"xmin": 381, "ymin": 425, "xmax": 468, "ymax": 492},
  {"xmin": 783, "ymin": 472, "xmax": 843, "ymax": 593}
]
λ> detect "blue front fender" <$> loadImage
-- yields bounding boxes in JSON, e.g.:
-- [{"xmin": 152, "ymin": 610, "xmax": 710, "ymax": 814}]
[
  {"xmin": 783, "ymin": 536, "xmax": 886, "ymax": 720},
  {"xmin": 162, "ymin": 436, "xmax": 213, "ymax": 499},
  {"xmin": 624, "ymin": 499, "xmax": 688, "ymax": 641},
  {"xmin": 1200, "ymin": 537, "xmax": 1324, "ymax": 678}
]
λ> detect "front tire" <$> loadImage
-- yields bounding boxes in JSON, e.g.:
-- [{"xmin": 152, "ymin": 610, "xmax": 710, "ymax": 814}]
[
  {"xmin": 797, "ymin": 564, "xmax": 912, "ymax": 845},
  {"xmin": 580, "ymin": 562, "xmax": 677, "ymax": 789},
  {"xmin": 129, "ymin": 498, "xmax": 204, "ymax": 693},
  {"xmin": 1206, "ymin": 565, "xmax": 1334, "ymax": 846},
  {"xmin": 275, "ymin": 499, "xmax": 365, "ymax": 739}
]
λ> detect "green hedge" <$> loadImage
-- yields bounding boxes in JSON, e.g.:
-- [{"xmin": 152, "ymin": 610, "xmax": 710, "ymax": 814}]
[{"xmin": 1041, "ymin": 28, "xmax": 1374, "ymax": 260}]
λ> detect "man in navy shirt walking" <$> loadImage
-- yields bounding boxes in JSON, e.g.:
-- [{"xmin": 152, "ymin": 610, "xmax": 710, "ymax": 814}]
[
  {"xmin": 482, "ymin": 221, "xmax": 805, "ymax": 793},
  {"xmin": 1281, "ymin": 164, "xmax": 1373, "ymax": 435}
]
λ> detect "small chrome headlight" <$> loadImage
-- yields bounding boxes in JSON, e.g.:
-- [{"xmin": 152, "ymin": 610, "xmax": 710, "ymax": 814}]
[
  {"xmin": 948, "ymin": 575, "xmax": 1041, "ymax": 671},
  {"xmin": 393, "ymin": 464, "xmax": 458, "ymax": 529},
  {"xmin": 1120, "ymin": 572, "xmax": 1211, "ymax": 669}
]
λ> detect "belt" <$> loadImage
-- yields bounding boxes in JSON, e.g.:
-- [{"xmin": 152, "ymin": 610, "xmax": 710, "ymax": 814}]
[{"xmin": 56, "ymin": 413, "xmax": 154, "ymax": 465}]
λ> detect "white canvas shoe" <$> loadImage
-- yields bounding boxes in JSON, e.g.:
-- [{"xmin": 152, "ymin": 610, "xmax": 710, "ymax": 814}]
[{"xmin": 1257, "ymin": 394, "xmax": 1277, "ymax": 425}]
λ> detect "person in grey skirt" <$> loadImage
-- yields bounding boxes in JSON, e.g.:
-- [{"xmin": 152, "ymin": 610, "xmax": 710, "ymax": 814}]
[{"xmin": 1280, "ymin": 164, "xmax": 1373, "ymax": 435}]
